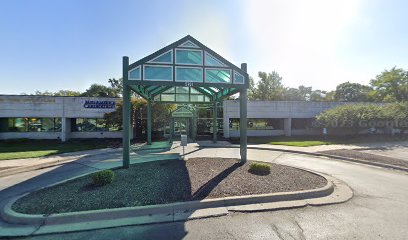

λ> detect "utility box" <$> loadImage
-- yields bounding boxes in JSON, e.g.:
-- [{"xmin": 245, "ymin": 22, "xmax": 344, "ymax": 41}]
[{"xmin": 181, "ymin": 134, "xmax": 188, "ymax": 146}]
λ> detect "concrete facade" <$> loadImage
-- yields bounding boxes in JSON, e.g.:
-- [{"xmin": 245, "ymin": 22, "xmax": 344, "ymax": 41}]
[
  {"xmin": 223, "ymin": 100, "xmax": 350, "ymax": 138},
  {"xmin": 0, "ymin": 95, "xmax": 122, "ymax": 141}
]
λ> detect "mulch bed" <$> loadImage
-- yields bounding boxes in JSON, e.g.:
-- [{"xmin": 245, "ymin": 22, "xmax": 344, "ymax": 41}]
[
  {"xmin": 319, "ymin": 149, "xmax": 408, "ymax": 168},
  {"xmin": 12, "ymin": 158, "xmax": 327, "ymax": 215}
]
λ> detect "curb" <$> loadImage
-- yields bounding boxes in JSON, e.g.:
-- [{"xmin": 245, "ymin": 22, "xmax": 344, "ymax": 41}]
[
  {"xmin": 246, "ymin": 146, "xmax": 408, "ymax": 172},
  {"xmin": 0, "ymin": 170, "xmax": 352, "ymax": 237}
]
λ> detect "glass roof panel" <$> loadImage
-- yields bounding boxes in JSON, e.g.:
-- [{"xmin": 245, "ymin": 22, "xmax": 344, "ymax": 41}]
[
  {"xmin": 148, "ymin": 50, "xmax": 172, "ymax": 64},
  {"xmin": 178, "ymin": 40, "xmax": 199, "ymax": 48},
  {"xmin": 163, "ymin": 87, "xmax": 175, "ymax": 93},
  {"xmin": 161, "ymin": 94, "xmax": 175, "ymax": 102},
  {"xmin": 205, "ymin": 52, "xmax": 227, "ymax": 67},
  {"xmin": 176, "ymin": 87, "xmax": 189, "ymax": 94},
  {"xmin": 190, "ymin": 88, "xmax": 200, "ymax": 94},
  {"xmin": 176, "ymin": 49, "xmax": 202, "ymax": 65},
  {"xmin": 176, "ymin": 94, "xmax": 189, "ymax": 102},
  {"xmin": 234, "ymin": 71, "xmax": 245, "ymax": 84},
  {"xmin": 205, "ymin": 69, "xmax": 231, "ymax": 83},
  {"xmin": 190, "ymin": 94, "xmax": 204, "ymax": 102},
  {"xmin": 144, "ymin": 65, "xmax": 173, "ymax": 81},
  {"xmin": 175, "ymin": 67, "xmax": 203, "ymax": 82},
  {"xmin": 128, "ymin": 66, "xmax": 141, "ymax": 80}
]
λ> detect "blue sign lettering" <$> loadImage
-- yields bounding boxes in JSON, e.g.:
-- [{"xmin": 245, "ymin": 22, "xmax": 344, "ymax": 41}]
[{"xmin": 83, "ymin": 100, "xmax": 116, "ymax": 109}]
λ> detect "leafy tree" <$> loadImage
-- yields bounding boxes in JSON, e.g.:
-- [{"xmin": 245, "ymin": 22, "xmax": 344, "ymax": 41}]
[
  {"xmin": 310, "ymin": 89, "xmax": 328, "ymax": 101},
  {"xmin": 252, "ymin": 71, "xmax": 285, "ymax": 100},
  {"xmin": 81, "ymin": 84, "xmax": 119, "ymax": 97},
  {"xmin": 247, "ymin": 77, "xmax": 256, "ymax": 100},
  {"xmin": 370, "ymin": 67, "xmax": 408, "ymax": 102},
  {"xmin": 108, "ymin": 78, "xmax": 123, "ymax": 97},
  {"xmin": 32, "ymin": 90, "xmax": 81, "ymax": 96},
  {"xmin": 53, "ymin": 90, "xmax": 81, "ymax": 96},
  {"xmin": 334, "ymin": 82, "xmax": 372, "ymax": 102}
]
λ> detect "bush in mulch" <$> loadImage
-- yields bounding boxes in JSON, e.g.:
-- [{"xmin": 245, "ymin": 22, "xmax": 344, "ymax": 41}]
[
  {"xmin": 91, "ymin": 170, "xmax": 115, "ymax": 186},
  {"xmin": 249, "ymin": 162, "xmax": 271, "ymax": 175}
]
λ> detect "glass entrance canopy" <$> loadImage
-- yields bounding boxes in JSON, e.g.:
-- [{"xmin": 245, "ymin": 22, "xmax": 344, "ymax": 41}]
[
  {"xmin": 122, "ymin": 35, "xmax": 248, "ymax": 168},
  {"xmin": 124, "ymin": 35, "xmax": 249, "ymax": 102}
]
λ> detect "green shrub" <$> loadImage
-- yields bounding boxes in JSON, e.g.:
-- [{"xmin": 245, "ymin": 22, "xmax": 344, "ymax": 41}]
[
  {"xmin": 249, "ymin": 162, "xmax": 271, "ymax": 175},
  {"xmin": 91, "ymin": 170, "xmax": 115, "ymax": 186}
]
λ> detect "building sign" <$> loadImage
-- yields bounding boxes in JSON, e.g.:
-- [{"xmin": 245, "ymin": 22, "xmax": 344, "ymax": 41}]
[{"xmin": 83, "ymin": 100, "xmax": 116, "ymax": 109}]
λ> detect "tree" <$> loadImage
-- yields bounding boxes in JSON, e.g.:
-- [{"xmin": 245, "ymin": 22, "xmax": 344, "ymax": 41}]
[
  {"xmin": 108, "ymin": 78, "xmax": 123, "ymax": 97},
  {"xmin": 53, "ymin": 90, "xmax": 81, "ymax": 96},
  {"xmin": 334, "ymin": 82, "xmax": 372, "ymax": 102},
  {"xmin": 247, "ymin": 77, "xmax": 256, "ymax": 100},
  {"xmin": 370, "ymin": 67, "xmax": 408, "ymax": 102},
  {"xmin": 81, "ymin": 84, "xmax": 119, "ymax": 98},
  {"xmin": 252, "ymin": 71, "xmax": 285, "ymax": 100},
  {"xmin": 315, "ymin": 104, "xmax": 383, "ymax": 135}
]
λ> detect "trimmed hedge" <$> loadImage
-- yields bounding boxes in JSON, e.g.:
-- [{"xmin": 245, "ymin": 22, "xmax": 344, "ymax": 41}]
[
  {"xmin": 249, "ymin": 162, "xmax": 271, "ymax": 175},
  {"xmin": 91, "ymin": 170, "xmax": 115, "ymax": 186}
]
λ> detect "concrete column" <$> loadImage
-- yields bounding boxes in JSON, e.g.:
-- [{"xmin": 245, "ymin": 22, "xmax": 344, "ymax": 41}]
[
  {"xmin": 61, "ymin": 118, "xmax": 71, "ymax": 142},
  {"xmin": 122, "ymin": 56, "xmax": 131, "ymax": 169},
  {"xmin": 223, "ymin": 100, "xmax": 229, "ymax": 138},
  {"xmin": 147, "ymin": 100, "xmax": 152, "ymax": 145},
  {"xmin": 284, "ymin": 118, "xmax": 292, "ymax": 137},
  {"xmin": 213, "ymin": 101, "xmax": 217, "ymax": 143}
]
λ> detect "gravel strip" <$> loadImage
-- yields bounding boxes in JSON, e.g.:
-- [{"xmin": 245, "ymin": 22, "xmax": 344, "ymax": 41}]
[
  {"xmin": 12, "ymin": 158, "xmax": 326, "ymax": 214},
  {"xmin": 319, "ymin": 149, "xmax": 408, "ymax": 168}
]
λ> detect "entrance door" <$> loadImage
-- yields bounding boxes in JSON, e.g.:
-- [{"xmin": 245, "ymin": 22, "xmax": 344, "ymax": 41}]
[{"xmin": 174, "ymin": 117, "xmax": 190, "ymax": 138}]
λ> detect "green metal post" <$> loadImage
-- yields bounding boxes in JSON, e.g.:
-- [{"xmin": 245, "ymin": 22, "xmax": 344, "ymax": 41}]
[
  {"xmin": 213, "ymin": 101, "xmax": 217, "ymax": 143},
  {"xmin": 170, "ymin": 117, "xmax": 174, "ymax": 142},
  {"xmin": 122, "ymin": 56, "xmax": 130, "ymax": 168},
  {"xmin": 240, "ymin": 63, "xmax": 248, "ymax": 163},
  {"xmin": 147, "ymin": 100, "xmax": 152, "ymax": 145}
]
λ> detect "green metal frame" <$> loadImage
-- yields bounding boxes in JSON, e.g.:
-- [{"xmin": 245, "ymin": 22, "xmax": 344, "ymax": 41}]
[{"xmin": 122, "ymin": 35, "xmax": 248, "ymax": 168}]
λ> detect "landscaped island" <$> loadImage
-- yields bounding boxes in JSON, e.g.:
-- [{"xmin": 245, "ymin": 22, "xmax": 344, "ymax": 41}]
[{"xmin": 12, "ymin": 158, "xmax": 327, "ymax": 215}]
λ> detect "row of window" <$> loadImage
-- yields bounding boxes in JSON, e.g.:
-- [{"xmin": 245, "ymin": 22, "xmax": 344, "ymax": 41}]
[
  {"xmin": 0, "ymin": 118, "xmax": 121, "ymax": 132},
  {"xmin": 129, "ymin": 66, "xmax": 244, "ymax": 84},
  {"xmin": 71, "ymin": 118, "xmax": 120, "ymax": 132},
  {"xmin": 229, "ymin": 118, "xmax": 315, "ymax": 130},
  {"xmin": 0, "ymin": 118, "xmax": 62, "ymax": 132}
]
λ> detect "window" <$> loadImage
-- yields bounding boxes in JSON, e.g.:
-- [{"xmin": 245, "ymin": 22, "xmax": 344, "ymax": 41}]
[
  {"xmin": 148, "ymin": 50, "xmax": 173, "ymax": 64},
  {"xmin": 234, "ymin": 71, "xmax": 245, "ymax": 84},
  {"xmin": 205, "ymin": 52, "xmax": 227, "ymax": 67},
  {"xmin": 0, "ymin": 118, "xmax": 61, "ymax": 132},
  {"xmin": 178, "ymin": 40, "xmax": 199, "ymax": 48},
  {"xmin": 144, "ymin": 65, "xmax": 173, "ymax": 81},
  {"xmin": 292, "ymin": 118, "xmax": 315, "ymax": 129},
  {"xmin": 128, "ymin": 66, "xmax": 141, "ymax": 80},
  {"xmin": 175, "ymin": 49, "xmax": 202, "ymax": 65},
  {"xmin": 175, "ymin": 67, "xmax": 203, "ymax": 82},
  {"xmin": 73, "ymin": 118, "xmax": 119, "ymax": 132},
  {"xmin": 205, "ymin": 69, "xmax": 231, "ymax": 83}
]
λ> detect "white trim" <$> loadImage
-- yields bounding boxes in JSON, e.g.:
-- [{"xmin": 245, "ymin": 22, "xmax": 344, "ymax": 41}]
[
  {"xmin": 175, "ymin": 66, "xmax": 203, "ymax": 82},
  {"xmin": 128, "ymin": 66, "xmax": 141, "ymax": 80},
  {"xmin": 175, "ymin": 48, "xmax": 203, "ymax": 66},
  {"xmin": 178, "ymin": 40, "xmax": 200, "ymax": 48},
  {"xmin": 143, "ymin": 65, "xmax": 173, "ymax": 81},
  {"xmin": 233, "ymin": 70, "xmax": 245, "ymax": 84},
  {"xmin": 147, "ymin": 50, "xmax": 173, "ymax": 64},
  {"xmin": 204, "ymin": 68, "xmax": 232, "ymax": 83},
  {"xmin": 204, "ymin": 51, "xmax": 227, "ymax": 67}
]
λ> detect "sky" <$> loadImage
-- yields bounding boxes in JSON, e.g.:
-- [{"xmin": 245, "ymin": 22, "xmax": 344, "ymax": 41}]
[{"xmin": 1, "ymin": 0, "xmax": 408, "ymax": 94}]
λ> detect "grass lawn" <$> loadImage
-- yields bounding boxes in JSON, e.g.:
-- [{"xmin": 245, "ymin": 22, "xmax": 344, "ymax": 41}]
[
  {"xmin": 0, "ymin": 139, "xmax": 120, "ymax": 160},
  {"xmin": 231, "ymin": 134, "xmax": 408, "ymax": 147}
]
